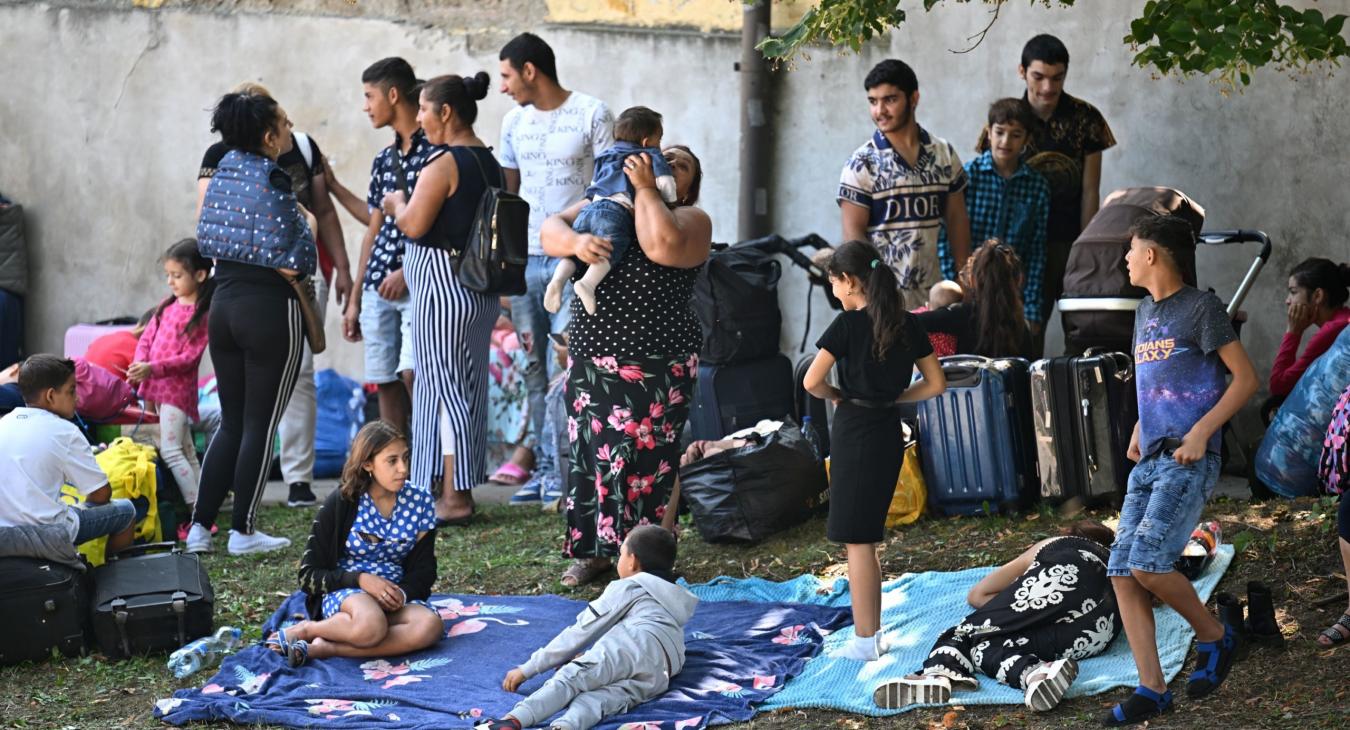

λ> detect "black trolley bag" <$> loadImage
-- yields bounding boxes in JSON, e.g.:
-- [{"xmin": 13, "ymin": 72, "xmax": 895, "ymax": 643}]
[
  {"xmin": 1031, "ymin": 351, "xmax": 1136, "ymax": 503},
  {"xmin": 0, "ymin": 557, "xmax": 89, "ymax": 664},
  {"xmin": 792, "ymin": 353, "xmax": 830, "ymax": 457},
  {"xmin": 91, "ymin": 542, "xmax": 213, "ymax": 659}
]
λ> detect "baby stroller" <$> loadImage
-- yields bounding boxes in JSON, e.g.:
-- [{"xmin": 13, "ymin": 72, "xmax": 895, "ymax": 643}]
[{"xmin": 1058, "ymin": 186, "xmax": 1271, "ymax": 355}]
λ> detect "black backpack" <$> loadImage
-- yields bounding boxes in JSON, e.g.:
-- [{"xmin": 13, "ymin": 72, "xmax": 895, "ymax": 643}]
[
  {"xmin": 455, "ymin": 150, "xmax": 530, "ymax": 296},
  {"xmin": 693, "ymin": 235, "xmax": 785, "ymax": 365}
]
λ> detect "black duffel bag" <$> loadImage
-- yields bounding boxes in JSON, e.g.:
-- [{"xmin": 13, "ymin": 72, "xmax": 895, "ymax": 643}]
[
  {"xmin": 693, "ymin": 235, "xmax": 784, "ymax": 365},
  {"xmin": 680, "ymin": 419, "xmax": 827, "ymax": 543}
]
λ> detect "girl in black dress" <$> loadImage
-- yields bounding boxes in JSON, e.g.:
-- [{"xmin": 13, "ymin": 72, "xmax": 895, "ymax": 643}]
[{"xmin": 803, "ymin": 239, "xmax": 946, "ymax": 662}]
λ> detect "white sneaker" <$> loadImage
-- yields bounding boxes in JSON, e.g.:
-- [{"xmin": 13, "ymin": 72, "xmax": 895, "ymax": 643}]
[
  {"xmin": 184, "ymin": 523, "xmax": 214, "ymax": 554},
  {"xmin": 227, "ymin": 529, "xmax": 291, "ymax": 556}
]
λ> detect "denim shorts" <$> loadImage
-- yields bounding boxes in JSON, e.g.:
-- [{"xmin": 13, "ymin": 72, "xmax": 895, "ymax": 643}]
[
  {"xmin": 71, "ymin": 500, "xmax": 136, "ymax": 545},
  {"xmin": 1107, "ymin": 451, "xmax": 1221, "ymax": 577},
  {"xmin": 359, "ymin": 288, "xmax": 415, "ymax": 383}
]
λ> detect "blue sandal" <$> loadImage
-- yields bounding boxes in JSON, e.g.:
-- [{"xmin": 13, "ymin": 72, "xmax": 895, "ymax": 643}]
[
  {"xmin": 287, "ymin": 638, "xmax": 310, "ymax": 668},
  {"xmin": 1187, "ymin": 623, "xmax": 1240, "ymax": 698},
  {"xmin": 1103, "ymin": 685, "xmax": 1173, "ymax": 726},
  {"xmin": 263, "ymin": 627, "xmax": 292, "ymax": 656}
]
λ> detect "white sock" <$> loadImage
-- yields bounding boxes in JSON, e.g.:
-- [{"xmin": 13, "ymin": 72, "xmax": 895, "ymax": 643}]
[
  {"xmin": 837, "ymin": 634, "xmax": 880, "ymax": 662},
  {"xmin": 574, "ymin": 261, "xmax": 610, "ymax": 316}
]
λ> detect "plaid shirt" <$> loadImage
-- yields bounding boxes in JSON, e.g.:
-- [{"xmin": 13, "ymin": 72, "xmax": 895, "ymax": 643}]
[{"xmin": 938, "ymin": 151, "xmax": 1050, "ymax": 323}]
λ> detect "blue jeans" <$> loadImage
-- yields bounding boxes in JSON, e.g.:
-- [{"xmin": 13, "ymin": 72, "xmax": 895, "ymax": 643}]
[
  {"xmin": 71, "ymin": 499, "xmax": 137, "ymax": 545},
  {"xmin": 573, "ymin": 199, "xmax": 637, "ymax": 267},
  {"xmin": 510, "ymin": 255, "xmax": 573, "ymax": 462},
  {"xmin": 1107, "ymin": 452, "xmax": 1221, "ymax": 576}
]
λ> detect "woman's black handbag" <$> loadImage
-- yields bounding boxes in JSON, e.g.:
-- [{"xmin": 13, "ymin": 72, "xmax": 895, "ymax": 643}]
[{"xmin": 457, "ymin": 151, "xmax": 529, "ymax": 296}]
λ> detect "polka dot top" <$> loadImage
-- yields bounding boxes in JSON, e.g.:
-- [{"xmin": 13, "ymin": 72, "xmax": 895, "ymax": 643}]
[{"xmin": 568, "ymin": 241, "xmax": 702, "ymax": 360}]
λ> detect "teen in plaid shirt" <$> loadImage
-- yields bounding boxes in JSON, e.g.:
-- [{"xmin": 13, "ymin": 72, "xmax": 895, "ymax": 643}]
[{"xmin": 939, "ymin": 98, "xmax": 1049, "ymax": 327}]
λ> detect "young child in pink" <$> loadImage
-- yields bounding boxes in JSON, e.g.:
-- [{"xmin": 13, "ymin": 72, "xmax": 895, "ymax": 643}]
[{"xmin": 128, "ymin": 239, "xmax": 214, "ymax": 514}]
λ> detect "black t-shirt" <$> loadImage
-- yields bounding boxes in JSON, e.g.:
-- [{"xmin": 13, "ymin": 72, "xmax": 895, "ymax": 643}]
[
  {"xmin": 199, "ymin": 134, "xmax": 320, "ymax": 208},
  {"xmin": 916, "ymin": 303, "xmax": 1034, "ymax": 360},
  {"xmin": 816, "ymin": 308, "xmax": 933, "ymax": 402}
]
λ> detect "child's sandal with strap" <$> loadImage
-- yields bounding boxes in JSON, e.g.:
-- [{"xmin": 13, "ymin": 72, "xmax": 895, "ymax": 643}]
[
  {"xmin": 1102, "ymin": 685, "xmax": 1173, "ymax": 726},
  {"xmin": 1187, "ymin": 623, "xmax": 1241, "ymax": 698}
]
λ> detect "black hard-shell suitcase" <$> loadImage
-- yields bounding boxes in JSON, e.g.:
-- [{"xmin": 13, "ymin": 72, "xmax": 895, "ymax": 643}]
[
  {"xmin": 690, "ymin": 354, "xmax": 794, "ymax": 440},
  {"xmin": 0, "ymin": 557, "xmax": 89, "ymax": 664},
  {"xmin": 792, "ymin": 354, "xmax": 830, "ymax": 457},
  {"xmin": 91, "ymin": 543, "xmax": 213, "ymax": 659},
  {"xmin": 1031, "ymin": 351, "xmax": 1136, "ymax": 503}
]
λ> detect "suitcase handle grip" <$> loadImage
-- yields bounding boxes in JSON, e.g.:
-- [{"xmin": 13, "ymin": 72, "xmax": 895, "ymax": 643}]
[{"xmin": 107, "ymin": 541, "xmax": 179, "ymax": 561}]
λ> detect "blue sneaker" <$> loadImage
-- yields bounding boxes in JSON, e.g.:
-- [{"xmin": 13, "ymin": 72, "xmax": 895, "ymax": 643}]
[
  {"xmin": 540, "ymin": 478, "xmax": 564, "ymax": 507},
  {"xmin": 509, "ymin": 480, "xmax": 541, "ymax": 504}
]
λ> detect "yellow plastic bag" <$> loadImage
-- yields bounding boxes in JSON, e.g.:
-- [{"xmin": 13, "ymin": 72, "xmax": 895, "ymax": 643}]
[
  {"xmin": 61, "ymin": 437, "xmax": 161, "ymax": 566},
  {"xmin": 823, "ymin": 424, "xmax": 927, "ymax": 529},
  {"xmin": 886, "ymin": 434, "xmax": 927, "ymax": 528}
]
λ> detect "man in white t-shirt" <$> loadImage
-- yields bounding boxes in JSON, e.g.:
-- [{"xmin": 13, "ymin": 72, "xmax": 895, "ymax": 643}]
[
  {"xmin": 0, "ymin": 355, "xmax": 137, "ymax": 552},
  {"xmin": 497, "ymin": 32, "xmax": 614, "ymax": 505}
]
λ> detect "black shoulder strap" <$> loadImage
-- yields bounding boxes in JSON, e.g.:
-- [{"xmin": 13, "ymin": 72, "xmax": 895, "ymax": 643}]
[
  {"xmin": 461, "ymin": 146, "xmax": 503, "ymax": 191},
  {"xmin": 390, "ymin": 143, "xmax": 409, "ymax": 195}
]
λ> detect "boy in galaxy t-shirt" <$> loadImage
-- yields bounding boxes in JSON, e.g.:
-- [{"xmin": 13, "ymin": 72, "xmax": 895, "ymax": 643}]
[{"xmin": 1102, "ymin": 215, "xmax": 1258, "ymax": 727}]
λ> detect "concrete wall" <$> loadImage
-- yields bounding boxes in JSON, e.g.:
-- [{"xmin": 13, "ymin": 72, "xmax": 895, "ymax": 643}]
[{"xmin": 2, "ymin": 0, "xmax": 1347, "ymax": 413}]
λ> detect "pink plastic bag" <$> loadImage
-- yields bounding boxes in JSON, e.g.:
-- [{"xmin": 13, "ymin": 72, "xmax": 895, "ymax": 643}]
[{"xmin": 74, "ymin": 357, "xmax": 136, "ymax": 421}]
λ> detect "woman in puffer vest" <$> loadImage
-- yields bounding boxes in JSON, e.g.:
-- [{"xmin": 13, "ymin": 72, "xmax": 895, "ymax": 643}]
[{"xmin": 187, "ymin": 91, "xmax": 316, "ymax": 557}]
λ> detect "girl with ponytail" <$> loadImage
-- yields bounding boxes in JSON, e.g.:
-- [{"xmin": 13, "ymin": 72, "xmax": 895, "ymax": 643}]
[
  {"xmin": 1270, "ymin": 257, "xmax": 1350, "ymax": 398},
  {"xmin": 917, "ymin": 241, "xmax": 1034, "ymax": 359},
  {"xmin": 380, "ymin": 71, "xmax": 501, "ymax": 525},
  {"xmin": 802, "ymin": 239, "xmax": 946, "ymax": 662}
]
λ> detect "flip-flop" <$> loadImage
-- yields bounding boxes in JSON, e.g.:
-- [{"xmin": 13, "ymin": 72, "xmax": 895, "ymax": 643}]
[{"xmin": 488, "ymin": 462, "xmax": 531, "ymax": 486}]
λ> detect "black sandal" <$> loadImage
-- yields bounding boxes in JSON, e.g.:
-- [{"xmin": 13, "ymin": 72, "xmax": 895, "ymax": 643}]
[{"xmin": 1316, "ymin": 613, "xmax": 1350, "ymax": 647}]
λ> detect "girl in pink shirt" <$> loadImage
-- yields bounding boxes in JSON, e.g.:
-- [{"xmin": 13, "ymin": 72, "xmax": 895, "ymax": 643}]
[
  {"xmin": 128, "ymin": 240, "xmax": 214, "ymax": 508},
  {"xmin": 1270, "ymin": 257, "xmax": 1350, "ymax": 398}
]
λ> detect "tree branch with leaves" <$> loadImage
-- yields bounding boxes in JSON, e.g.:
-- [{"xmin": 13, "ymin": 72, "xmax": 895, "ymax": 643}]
[{"xmin": 758, "ymin": 0, "xmax": 1348, "ymax": 90}]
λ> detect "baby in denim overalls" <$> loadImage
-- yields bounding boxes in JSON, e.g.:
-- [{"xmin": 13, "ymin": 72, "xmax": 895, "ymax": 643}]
[{"xmin": 544, "ymin": 106, "xmax": 678, "ymax": 316}]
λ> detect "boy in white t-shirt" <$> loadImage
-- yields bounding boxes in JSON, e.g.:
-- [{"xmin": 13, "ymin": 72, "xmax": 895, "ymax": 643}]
[{"xmin": 0, "ymin": 355, "xmax": 137, "ymax": 551}]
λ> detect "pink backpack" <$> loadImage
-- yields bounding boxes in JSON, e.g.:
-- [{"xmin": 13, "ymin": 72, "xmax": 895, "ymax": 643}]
[{"xmin": 74, "ymin": 357, "xmax": 136, "ymax": 421}]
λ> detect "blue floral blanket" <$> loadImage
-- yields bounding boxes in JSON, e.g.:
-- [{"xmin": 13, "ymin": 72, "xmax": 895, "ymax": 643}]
[{"xmin": 154, "ymin": 591, "xmax": 851, "ymax": 729}]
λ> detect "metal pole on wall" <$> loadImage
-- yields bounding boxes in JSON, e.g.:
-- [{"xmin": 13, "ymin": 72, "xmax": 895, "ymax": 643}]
[{"xmin": 738, "ymin": 0, "xmax": 772, "ymax": 241}]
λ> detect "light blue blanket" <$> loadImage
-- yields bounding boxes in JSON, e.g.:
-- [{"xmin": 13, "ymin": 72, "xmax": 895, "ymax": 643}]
[{"xmin": 685, "ymin": 545, "xmax": 1234, "ymax": 716}]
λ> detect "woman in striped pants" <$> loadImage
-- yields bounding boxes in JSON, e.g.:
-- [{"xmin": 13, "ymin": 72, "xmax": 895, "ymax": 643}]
[{"xmin": 383, "ymin": 73, "xmax": 498, "ymax": 523}]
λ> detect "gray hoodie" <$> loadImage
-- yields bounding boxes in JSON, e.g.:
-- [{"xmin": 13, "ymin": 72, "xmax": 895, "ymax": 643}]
[{"xmin": 520, "ymin": 571, "xmax": 699, "ymax": 679}]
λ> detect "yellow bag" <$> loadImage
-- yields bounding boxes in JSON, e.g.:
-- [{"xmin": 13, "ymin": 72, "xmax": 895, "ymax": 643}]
[
  {"xmin": 886, "ymin": 432, "xmax": 927, "ymax": 528},
  {"xmin": 823, "ymin": 424, "xmax": 927, "ymax": 529},
  {"xmin": 61, "ymin": 437, "xmax": 161, "ymax": 566}
]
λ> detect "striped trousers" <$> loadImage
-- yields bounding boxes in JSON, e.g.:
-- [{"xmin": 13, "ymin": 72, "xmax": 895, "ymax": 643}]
[
  {"xmin": 404, "ymin": 243, "xmax": 496, "ymax": 493},
  {"xmin": 193, "ymin": 293, "xmax": 304, "ymax": 533}
]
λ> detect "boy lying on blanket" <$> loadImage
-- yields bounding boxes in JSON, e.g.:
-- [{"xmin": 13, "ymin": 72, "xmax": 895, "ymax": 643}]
[{"xmin": 478, "ymin": 525, "xmax": 698, "ymax": 730}]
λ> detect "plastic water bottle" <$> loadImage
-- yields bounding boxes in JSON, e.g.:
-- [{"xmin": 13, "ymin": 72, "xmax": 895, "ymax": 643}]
[
  {"xmin": 167, "ymin": 627, "xmax": 243, "ymax": 679},
  {"xmin": 800, "ymin": 416, "xmax": 824, "ymax": 463},
  {"xmin": 1175, "ymin": 521, "xmax": 1222, "ymax": 580}
]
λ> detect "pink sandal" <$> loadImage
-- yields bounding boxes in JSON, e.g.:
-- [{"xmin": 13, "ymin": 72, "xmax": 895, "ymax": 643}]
[{"xmin": 489, "ymin": 462, "xmax": 531, "ymax": 486}]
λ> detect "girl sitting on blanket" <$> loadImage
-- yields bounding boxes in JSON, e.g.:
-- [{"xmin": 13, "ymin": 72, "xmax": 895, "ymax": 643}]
[
  {"xmin": 872, "ymin": 521, "xmax": 1120, "ymax": 713},
  {"xmin": 268, "ymin": 420, "xmax": 443, "ymax": 666}
]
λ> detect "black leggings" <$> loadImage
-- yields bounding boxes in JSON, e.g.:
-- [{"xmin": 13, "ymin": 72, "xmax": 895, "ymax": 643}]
[{"xmin": 192, "ymin": 295, "xmax": 303, "ymax": 533}]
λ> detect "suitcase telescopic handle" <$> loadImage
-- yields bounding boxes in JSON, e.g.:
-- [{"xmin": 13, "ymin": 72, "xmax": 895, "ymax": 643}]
[{"xmin": 1197, "ymin": 230, "xmax": 1272, "ymax": 318}]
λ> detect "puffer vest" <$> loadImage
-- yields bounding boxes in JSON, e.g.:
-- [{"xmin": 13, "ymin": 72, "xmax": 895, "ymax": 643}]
[{"xmin": 196, "ymin": 149, "xmax": 316, "ymax": 275}]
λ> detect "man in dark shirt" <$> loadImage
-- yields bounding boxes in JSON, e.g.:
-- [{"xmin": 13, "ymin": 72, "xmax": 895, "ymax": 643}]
[{"xmin": 979, "ymin": 34, "xmax": 1116, "ymax": 353}]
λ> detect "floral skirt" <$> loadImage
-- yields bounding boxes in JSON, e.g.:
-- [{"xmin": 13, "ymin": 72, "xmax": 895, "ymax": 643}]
[
  {"xmin": 486, "ymin": 324, "xmax": 534, "ymax": 467},
  {"xmin": 564, "ymin": 352, "xmax": 697, "ymax": 559}
]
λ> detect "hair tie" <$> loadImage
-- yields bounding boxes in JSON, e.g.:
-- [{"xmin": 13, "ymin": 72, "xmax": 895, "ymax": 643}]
[{"xmin": 870, "ymin": 259, "xmax": 879, "ymax": 269}]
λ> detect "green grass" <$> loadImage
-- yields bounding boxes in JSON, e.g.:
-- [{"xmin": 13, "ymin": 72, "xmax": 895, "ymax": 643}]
[{"xmin": 2, "ymin": 497, "xmax": 1348, "ymax": 728}]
